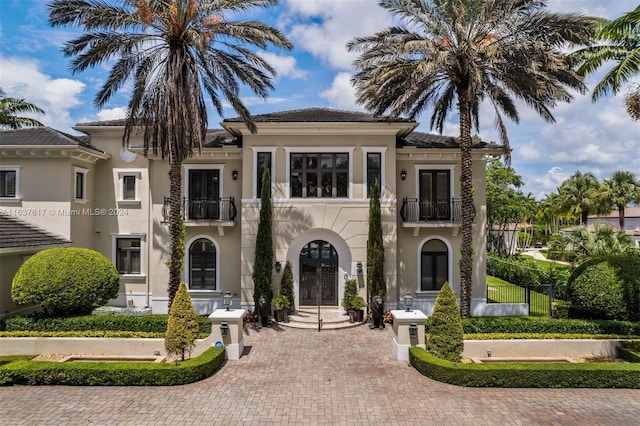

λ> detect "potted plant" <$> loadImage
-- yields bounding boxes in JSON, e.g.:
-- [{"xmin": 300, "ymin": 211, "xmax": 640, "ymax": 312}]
[
  {"xmin": 272, "ymin": 295, "xmax": 290, "ymax": 322},
  {"xmin": 342, "ymin": 278, "xmax": 358, "ymax": 322},
  {"xmin": 350, "ymin": 295, "xmax": 366, "ymax": 322}
]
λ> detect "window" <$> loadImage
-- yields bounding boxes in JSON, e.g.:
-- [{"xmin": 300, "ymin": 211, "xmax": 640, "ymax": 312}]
[
  {"xmin": 115, "ymin": 237, "xmax": 143, "ymax": 275},
  {"xmin": 256, "ymin": 152, "xmax": 272, "ymax": 197},
  {"xmin": 117, "ymin": 171, "xmax": 141, "ymax": 202},
  {"xmin": 188, "ymin": 169, "xmax": 220, "ymax": 219},
  {"xmin": 74, "ymin": 167, "xmax": 88, "ymax": 201},
  {"xmin": 290, "ymin": 153, "xmax": 348, "ymax": 198},
  {"xmin": 419, "ymin": 169, "xmax": 451, "ymax": 220},
  {"xmin": 420, "ymin": 239, "xmax": 448, "ymax": 291},
  {"xmin": 0, "ymin": 168, "xmax": 17, "ymax": 198},
  {"xmin": 189, "ymin": 238, "xmax": 217, "ymax": 290},
  {"xmin": 366, "ymin": 152, "xmax": 381, "ymax": 198}
]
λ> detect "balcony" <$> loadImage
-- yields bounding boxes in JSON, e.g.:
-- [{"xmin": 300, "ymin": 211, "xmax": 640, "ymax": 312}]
[
  {"xmin": 162, "ymin": 197, "xmax": 237, "ymax": 234},
  {"xmin": 400, "ymin": 197, "xmax": 471, "ymax": 236}
]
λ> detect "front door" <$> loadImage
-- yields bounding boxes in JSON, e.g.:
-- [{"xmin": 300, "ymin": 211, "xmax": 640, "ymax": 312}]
[{"xmin": 299, "ymin": 240, "xmax": 338, "ymax": 306}]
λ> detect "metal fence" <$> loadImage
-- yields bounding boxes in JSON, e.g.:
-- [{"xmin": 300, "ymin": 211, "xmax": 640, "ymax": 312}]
[{"xmin": 487, "ymin": 282, "xmax": 555, "ymax": 316}]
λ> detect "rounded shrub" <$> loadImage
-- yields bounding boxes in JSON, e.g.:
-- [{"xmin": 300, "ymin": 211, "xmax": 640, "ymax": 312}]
[
  {"xmin": 11, "ymin": 247, "xmax": 120, "ymax": 317},
  {"xmin": 426, "ymin": 282, "xmax": 464, "ymax": 362},
  {"xmin": 567, "ymin": 256, "xmax": 640, "ymax": 321}
]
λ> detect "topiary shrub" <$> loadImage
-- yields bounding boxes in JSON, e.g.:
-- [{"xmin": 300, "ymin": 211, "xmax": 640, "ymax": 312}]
[
  {"xmin": 426, "ymin": 282, "xmax": 464, "ymax": 362},
  {"xmin": 11, "ymin": 247, "xmax": 120, "ymax": 317},
  {"xmin": 165, "ymin": 282, "xmax": 199, "ymax": 361},
  {"xmin": 341, "ymin": 278, "xmax": 358, "ymax": 311},
  {"xmin": 280, "ymin": 262, "xmax": 295, "ymax": 312},
  {"xmin": 567, "ymin": 256, "xmax": 640, "ymax": 321}
]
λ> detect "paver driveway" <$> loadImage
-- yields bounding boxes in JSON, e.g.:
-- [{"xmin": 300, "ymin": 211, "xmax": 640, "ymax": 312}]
[{"xmin": 1, "ymin": 325, "xmax": 639, "ymax": 425}]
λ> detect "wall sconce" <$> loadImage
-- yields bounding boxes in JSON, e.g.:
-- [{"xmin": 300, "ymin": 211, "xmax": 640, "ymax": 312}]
[
  {"xmin": 223, "ymin": 291, "xmax": 232, "ymax": 311},
  {"xmin": 220, "ymin": 322, "xmax": 229, "ymax": 337},
  {"xmin": 274, "ymin": 261, "xmax": 282, "ymax": 273},
  {"xmin": 409, "ymin": 322, "xmax": 418, "ymax": 337},
  {"xmin": 487, "ymin": 349, "xmax": 492, "ymax": 358},
  {"xmin": 356, "ymin": 262, "xmax": 363, "ymax": 274},
  {"xmin": 231, "ymin": 170, "xmax": 238, "ymax": 180},
  {"xmin": 400, "ymin": 170, "xmax": 407, "ymax": 180},
  {"xmin": 404, "ymin": 292, "xmax": 413, "ymax": 312}
]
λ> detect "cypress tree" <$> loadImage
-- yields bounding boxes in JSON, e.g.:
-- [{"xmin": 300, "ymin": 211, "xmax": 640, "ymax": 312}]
[
  {"xmin": 367, "ymin": 179, "xmax": 385, "ymax": 301},
  {"xmin": 280, "ymin": 261, "xmax": 295, "ymax": 313},
  {"xmin": 253, "ymin": 167, "xmax": 274, "ymax": 324},
  {"xmin": 165, "ymin": 282, "xmax": 199, "ymax": 361},
  {"xmin": 426, "ymin": 282, "xmax": 464, "ymax": 362}
]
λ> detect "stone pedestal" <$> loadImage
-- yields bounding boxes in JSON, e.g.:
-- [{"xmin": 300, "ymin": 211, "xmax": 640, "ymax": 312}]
[
  {"xmin": 209, "ymin": 309, "xmax": 246, "ymax": 360},
  {"xmin": 391, "ymin": 309, "xmax": 428, "ymax": 361}
]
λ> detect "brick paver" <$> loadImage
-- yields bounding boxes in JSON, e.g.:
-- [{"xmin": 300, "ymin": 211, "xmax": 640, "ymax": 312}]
[{"xmin": 1, "ymin": 325, "xmax": 639, "ymax": 425}]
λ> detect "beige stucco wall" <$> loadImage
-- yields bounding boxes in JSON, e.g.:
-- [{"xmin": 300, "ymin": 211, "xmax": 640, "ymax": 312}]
[{"xmin": 0, "ymin": 253, "xmax": 23, "ymax": 314}]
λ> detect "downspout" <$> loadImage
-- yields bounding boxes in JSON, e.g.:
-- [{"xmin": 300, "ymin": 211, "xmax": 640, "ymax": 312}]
[{"xmin": 146, "ymin": 161, "xmax": 152, "ymax": 308}]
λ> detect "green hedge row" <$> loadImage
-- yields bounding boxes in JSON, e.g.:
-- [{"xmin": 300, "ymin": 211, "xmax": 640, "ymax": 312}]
[
  {"xmin": 487, "ymin": 254, "xmax": 569, "ymax": 299},
  {"xmin": 618, "ymin": 346, "xmax": 640, "ymax": 363},
  {"xmin": 464, "ymin": 333, "xmax": 640, "ymax": 340},
  {"xmin": 0, "ymin": 347, "xmax": 225, "ymax": 386},
  {"xmin": 0, "ymin": 331, "xmax": 163, "ymax": 338},
  {"xmin": 430, "ymin": 317, "xmax": 640, "ymax": 336},
  {"xmin": 409, "ymin": 347, "xmax": 640, "ymax": 388},
  {"xmin": 4, "ymin": 314, "xmax": 212, "ymax": 338}
]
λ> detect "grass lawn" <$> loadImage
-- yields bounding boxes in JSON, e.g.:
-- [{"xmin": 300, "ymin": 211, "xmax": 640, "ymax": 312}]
[
  {"xmin": 519, "ymin": 254, "xmax": 570, "ymax": 271},
  {"xmin": 487, "ymin": 275, "xmax": 551, "ymax": 316}
]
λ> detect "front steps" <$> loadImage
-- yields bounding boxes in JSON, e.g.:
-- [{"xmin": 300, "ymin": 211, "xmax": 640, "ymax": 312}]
[{"xmin": 279, "ymin": 308, "xmax": 365, "ymax": 330}]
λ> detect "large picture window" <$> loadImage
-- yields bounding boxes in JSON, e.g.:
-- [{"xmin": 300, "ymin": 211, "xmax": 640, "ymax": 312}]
[
  {"xmin": 420, "ymin": 239, "xmax": 448, "ymax": 291},
  {"xmin": 290, "ymin": 153, "xmax": 348, "ymax": 198}
]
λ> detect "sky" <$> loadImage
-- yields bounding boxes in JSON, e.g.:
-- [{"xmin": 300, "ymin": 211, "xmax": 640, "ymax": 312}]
[{"xmin": 1, "ymin": 0, "xmax": 638, "ymax": 199}]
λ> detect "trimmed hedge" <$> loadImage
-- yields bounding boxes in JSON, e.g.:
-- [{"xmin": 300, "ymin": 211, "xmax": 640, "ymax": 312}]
[
  {"xmin": 409, "ymin": 347, "xmax": 640, "ymax": 388},
  {"xmin": 433, "ymin": 316, "xmax": 640, "ymax": 336},
  {"xmin": 5, "ymin": 314, "xmax": 211, "ymax": 338},
  {"xmin": 0, "ymin": 347, "xmax": 225, "ymax": 386},
  {"xmin": 464, "ymin": 333, "xmax": 640, "ymax": 340},
  {"xmin": 0, "ymin": 331, "xmax": 163, "ymax": 338}
]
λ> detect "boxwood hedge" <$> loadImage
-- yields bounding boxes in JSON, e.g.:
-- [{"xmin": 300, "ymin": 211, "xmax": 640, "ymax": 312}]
[
  {"xmin": 0, "ymin": 347, "xmax": 225, "ymax": 386},
  {"xmin": 409, "ymin": 347, "xmax": 640, "ymax": 388}
]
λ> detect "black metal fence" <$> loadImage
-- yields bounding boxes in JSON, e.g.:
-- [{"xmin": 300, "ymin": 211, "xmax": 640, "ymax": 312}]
[
  {"xmin": 162, "ymin": 196, "xmax": 237, "ymax": 221},
  {"xmin": 487, "ymin": 282, "xmax": 555, "ymax": 316}
]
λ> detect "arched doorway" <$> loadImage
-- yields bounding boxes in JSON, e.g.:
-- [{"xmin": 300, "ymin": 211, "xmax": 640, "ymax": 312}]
[{"xmin": 299, "ymin": 240, "xmax": 338, "ymax": 306}]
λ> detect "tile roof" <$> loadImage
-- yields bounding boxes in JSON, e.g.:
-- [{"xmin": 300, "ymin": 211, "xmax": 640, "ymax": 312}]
[
  {"xmin": 223, "ymin": 107, "xmax": 415, "ymax": 123},
  {"xmin": 0, "ymin": 215, "xmax": 70, "ymax": 249},
  {"xmin": 401, "ymin": 131, "xmax": 501, "ymax": 149},
  {"xmin": 589, "ymin": 206, "xmax": 640, "ymax": 219},
  {"xmin": 0, "ymin": 127, "xmax": 102, "ymax": 152}
]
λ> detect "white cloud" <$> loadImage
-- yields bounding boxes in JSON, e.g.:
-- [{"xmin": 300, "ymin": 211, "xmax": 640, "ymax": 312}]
[
  {"xmin": 284, "ymin": 0, "xmax": 393, "ymax": 70},
  {"xmin": 528, "ymin": 166, "xmax": 572, "ymax": 199},
  {"xmin": 0, "ymin": 55, "xmax": 85, "ymax": 131},
  {"xmin": 518, "ymin": 142, "xmax": 541, "ymax": 161},
  {"xmin": 319, "ymin": 72, "xmax": 362, "ymax": 110},
  {"xmin": 257, "ymin": 52, "xmax": 308, "ymax": 80},
  {"xmin": 97, "ymin": 107, "xmax": 127, "ymax": 121}
]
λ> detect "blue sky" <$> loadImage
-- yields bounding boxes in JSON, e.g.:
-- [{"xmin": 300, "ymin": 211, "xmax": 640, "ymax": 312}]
[{"xmin": 1, "ymin": 0, "xmax": 638, "ymax": 199}]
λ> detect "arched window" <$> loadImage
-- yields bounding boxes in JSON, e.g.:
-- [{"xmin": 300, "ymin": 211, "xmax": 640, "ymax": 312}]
[
  {"xmin": 189, "ymin": 238, "xmax": 216, "ymax": 290},
  {"xmin": 421, "ymin": 239, "xmax": 448, "ymax": 291}
]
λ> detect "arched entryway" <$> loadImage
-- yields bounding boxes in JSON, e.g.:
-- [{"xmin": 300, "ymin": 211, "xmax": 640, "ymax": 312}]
[{"xmin": 299, "ymin": 240, "xmax": 338, "ymax": 306}]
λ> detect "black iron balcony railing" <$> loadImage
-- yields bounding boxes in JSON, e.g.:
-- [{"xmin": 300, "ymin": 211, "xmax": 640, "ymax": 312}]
[
  {"xmin": 162, "ymin": 197, "xmax": 237, "ymax": 222},
  {"xmin": 400, "ymin": 197, "xmax": 467, "ymax": 222}
]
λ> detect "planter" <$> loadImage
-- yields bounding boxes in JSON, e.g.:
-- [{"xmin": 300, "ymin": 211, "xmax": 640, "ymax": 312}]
[
  {"xmin": 353, "ymin": 309, "xmax": 364, "ymax": 322},
  {"xmin": 274, "ymin": 309, "xmax": 285, "ymax": 322}
]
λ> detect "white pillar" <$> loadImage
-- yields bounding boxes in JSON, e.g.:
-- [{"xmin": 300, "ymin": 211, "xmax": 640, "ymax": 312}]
[
  {"xmin": 209, "ymin": 308, "xmax": 246, "ymax": 360},
  {"xmin": 391, "ymin": 309, "xmax": 428, "ymax": 361}
]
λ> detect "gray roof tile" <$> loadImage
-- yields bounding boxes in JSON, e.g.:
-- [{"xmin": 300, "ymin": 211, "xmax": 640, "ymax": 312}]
[
  {"xmin": 0, "ymin": 216, "xmax": 71, "ymax": 249},
  {"xmin": 223, "ymin": 107, "xmax": 415, "ymax": 123},
  {"xmin": 0, "ymin": 127, "xmax": 102, "ymax": 152}
]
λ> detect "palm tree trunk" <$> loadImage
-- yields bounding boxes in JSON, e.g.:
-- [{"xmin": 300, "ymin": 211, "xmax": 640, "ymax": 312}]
[
  {"xmin": 619, "ymin": 205, "xmax": 626, "ymax": 230},
  {"xmin": 458, "ymin": 88, "xmax": 473, "ymax": 318},
  {"xmin": 168, "ymin": 155, "xmax": 184, "ymax": 310}
]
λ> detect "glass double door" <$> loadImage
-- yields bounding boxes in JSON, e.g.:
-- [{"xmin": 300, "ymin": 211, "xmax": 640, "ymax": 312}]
[{"xmin": 299, "ymin": 240, "xmax": 338, "ymax": 306}]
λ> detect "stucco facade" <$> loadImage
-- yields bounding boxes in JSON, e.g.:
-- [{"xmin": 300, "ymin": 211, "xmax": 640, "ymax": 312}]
[{"xmin": 0, "ymin": 108, "xmax": 502, "ymax": 316}]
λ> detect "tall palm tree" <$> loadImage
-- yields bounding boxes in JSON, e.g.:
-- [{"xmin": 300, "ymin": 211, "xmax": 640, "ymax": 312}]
[
  {"xmin": 602, "ymin": 170, "xmax": 640, "ymax": 230},
  {"xmin": 557, "ymin": 171, "xmax": 604, "ymax": 226},
  {"xmin": 347, "ymin": 0, "xmax": 594, "ymax": 317},
  {"xmin": 574, "ymin": 5, "xmax": 640, "ymax": 119},
  {"xmin": 0, "ymin": 88, "xmax": 45, "ymax": 129},
  {"xmin": 564, "ymin": 222, "xmax": 632, "ymax": 264},
  {"xmin": 49, "ymin": 0, "xmax": 291, "ymax": 308}
]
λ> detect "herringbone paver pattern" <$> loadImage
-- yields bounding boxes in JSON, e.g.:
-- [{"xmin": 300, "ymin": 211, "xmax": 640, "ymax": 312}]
[{"xmin": 1, "ymin": 326, "xmax": 639, "ymax": 425}]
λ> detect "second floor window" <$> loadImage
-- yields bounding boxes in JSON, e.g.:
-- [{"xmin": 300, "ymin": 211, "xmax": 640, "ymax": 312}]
[
  {"xmin": 290, "ymin": 153, "xmax": 348, "ymax": 198},
  {"xmin": 256, "ymin": 152, "xmax": 271, "ymax": 197},
  {"xmin": 367, "ymin": 152, "xmax": 381, "ymax": 198},
  {"xmin": 74, "ymin": 168, "xmax": 88, "ymax": 201},
  {"xmin": 0, "ymin": 170, "xmax": 16, "ymax": 198}
]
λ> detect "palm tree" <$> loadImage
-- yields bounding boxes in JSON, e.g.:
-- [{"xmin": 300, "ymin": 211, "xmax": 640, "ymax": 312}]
[
  {"xmin": 49, "ymin": 0, "xmax": 291, "ymax": 308},
  {"xmin": 0, "ymin": 88, "xmax": 45, "ymax": 129},
  {"xmin": 557, "ymin": 171, "xmax": 604, "ymax": 226},
  {"xmin": 575, "ymin": 5, "xmax": 640, "ymax": 119},
  {"xmin": 601, "ymin": 170, "xmax": 640, "ymax": 229},
  {"xmin": 563, "ymin": 222, "xmax": 632, "ymax": 264},
  {"xmin": 347, "ymin": 0, "xmax": 594, "ymax": 317}
]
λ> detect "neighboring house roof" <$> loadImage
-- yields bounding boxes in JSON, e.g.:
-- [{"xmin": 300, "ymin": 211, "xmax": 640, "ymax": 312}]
[
  {"xmin": 560, "ymin": 223, "xmax": 622, "ymax": 233},
  {"xmin": 0, "ymin": 126, "xmax": 103, "ymax": 153},
  {"xmin": 0, "ymin": 215, "xmax": 70, "ymax": 251},
  {"xmin": 223, "ymin": 107, "xmax": 415, "ymax": 123},
  {"xmin": 589, "ymin": 206, "xmax": 640, "ymax": 220}
]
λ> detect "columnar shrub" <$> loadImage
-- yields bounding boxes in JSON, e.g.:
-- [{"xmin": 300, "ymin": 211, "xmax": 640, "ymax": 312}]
[
  {"xmin": 426, "ymin": 282, "xmax": 464, "ymax": 362},
  {"xmin": 165, "ymin": 282, "xmax": 199, "ymax": 360},
  {"xmin": 341, "ymin": 278, "xmax": 358, "ymax": 311},
  {"xmin": 280, "ymin": 262, "xmax": 295, "ymax": 312},
  {"xmin": 11, "ymin": 247, "xmax": 120, "ymax": 316},
  {"xmin": 253, "ymin": 167, "xmax": 274, "ymax": 324},
  {"xmin": 567, "ymin": 256, "xmax": 640, "ymax": 321}
]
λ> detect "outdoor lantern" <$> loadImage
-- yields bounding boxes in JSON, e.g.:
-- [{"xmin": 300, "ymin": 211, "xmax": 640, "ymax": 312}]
[
  {"xmin": 274, "ymin": 261, "xmax": 282, "ymax": 273},
  {"xmin": 409, "ymin": 322, "xmax": 418, "ymax": 337},
  {"xmin": 223, "ymin": 291, "xmax": 233, "ymax": 311},
  {"xmin": 356, "ymin": 262, "xmax": 363, "ymax": 274},
  {"xmin": 487, "ymin": 349, "xmax": 492, "ymax": 358},
  {"xmin": 220, "ymin": 322, "xmax": 229, "ymax": 337},
  {"xmin": 400, "ymin": 169, "xmax": 407, "ymax": 180},
  {"xmin": 231, "ymin": 170, "xmax": 238, "ymax": 180},
  {"xmin": 404, "ymin": 292, "xmax": 413, "ymax": 312}
]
